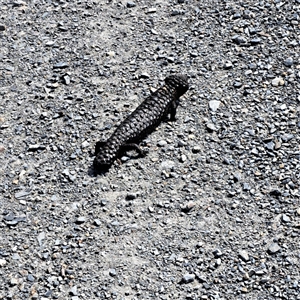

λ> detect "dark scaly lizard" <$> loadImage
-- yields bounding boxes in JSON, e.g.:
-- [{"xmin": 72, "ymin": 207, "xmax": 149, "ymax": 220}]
[{"xmin": 93, "ymin": 74, "xmax": 189, "ymax": 173}]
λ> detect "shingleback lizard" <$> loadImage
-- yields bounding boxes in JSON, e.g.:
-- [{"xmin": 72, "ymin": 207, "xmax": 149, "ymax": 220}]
[{"xmin": 93, "ymin": 74, "xmax": 189, "ymax": 173}]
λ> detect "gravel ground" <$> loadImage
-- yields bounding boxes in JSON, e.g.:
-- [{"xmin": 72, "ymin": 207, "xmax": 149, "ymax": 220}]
[{"xmin": 1, "ymin": 0, "xmax": 300, "ymax": 299}]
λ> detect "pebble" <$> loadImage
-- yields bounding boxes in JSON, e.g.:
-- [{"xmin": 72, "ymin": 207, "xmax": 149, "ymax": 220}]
[
  {"xmin": 271, "ymin": 77, "xmax": 285, "ymax": 86},
  {"xmin": 238, "ymin": 250, "xmax": 249, "ymax": 262},
  {"xmin": 192, "ymin": 145, "xmax": 201, "ymax": 153},
  {"xmin": 10, "ymin": 278, "xmax": 19, "ymax": 286},
  {"xmin": 268, "ymin": 243, "xmax": 281, "ymax": 254},
  {"xmin": 181, "ymin": 273, "xmax": 195, "ymax": 284},
  {"xmin": 81, "ymin": 140, "xmax": 89, "ymax": 148},
  {"xmin": 53, "ymin": 62, "xmax": 69, "ymax": 69},
  {"xmin": 69, "ymin": 286, "xmax": 77, "ymax": 296},
  {"xmin": 75, "ymin": 217, "xmax": 86, "ymax": 224},
  {"xmin": 37, "ymin": 231, "xmax": 46, "ymax": 246},
  {"xmin": 109, "ymin": 269, "xmax": 117, "ymax": 277},
  {"xmin": 0, "ymin": 259, "xmax": 7, "ymax": 266},
  {"xmin": 283, "ymin": 57, "xmax": 293, "ymax": 67},
  {"xmin": 282, "ymin": 214, "xmax": 291, "ymax": 223},
  {"xmin": 206, "ymin": 123, "xmax": 217, "ymax": 131},
  {"xmin": 157, "ymin": 140, "xmax": 167, "ymax": 147},
  {"xmin": 27, "ymin": 274, "xmax": 35, "ymax": 282},
  {"xmin": 126, "ymin": 2, "xmax": 136, "ymax": 8},
  {"xmin": 212, "ymin": 249, "xmax": 223, "ymax": 258},
  {"xmin": 209, "ymin": 100, "xmax": 220, "ymax": 112},
  {"xmin": 232, "ymin": 35, "xmax": 247, "ymax": 45}
]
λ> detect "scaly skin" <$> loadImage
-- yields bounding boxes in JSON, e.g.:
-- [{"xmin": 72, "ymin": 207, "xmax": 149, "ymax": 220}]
[{"xmin": 93, "ymin": 74, "xmax": 189, "ymax": 173}]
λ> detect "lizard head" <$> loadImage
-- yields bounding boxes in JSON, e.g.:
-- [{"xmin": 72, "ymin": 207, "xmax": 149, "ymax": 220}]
[{"xmin": 165, "ymin": 74, "xmax": 189, "ymax": 96}]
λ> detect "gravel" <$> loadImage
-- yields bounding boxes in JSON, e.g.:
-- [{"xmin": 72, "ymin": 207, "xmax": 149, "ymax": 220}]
[{"xmin": 1, "ymin": 0, "xmax": 300, "ymax": 299}]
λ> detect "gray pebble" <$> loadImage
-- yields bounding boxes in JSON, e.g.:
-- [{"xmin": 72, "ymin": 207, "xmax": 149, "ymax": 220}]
[
  {"xmin": 238, "ymin": 250, "xmax": 249, "ymax": 262},
  {"xmin": 53, "ymin": 62, "xmax": 69, "ymax": 69},
  {"xmin": 27, "ymin": 274, "xmax": 35, "ymax": 282},
  {"xmin": 75, "ymin": 217, "xmax": 86, "ymax": 224},
  {"xmin": 282, "ymin": 214, "xmax": 291, "ymax": 223},
  {"xmin": 69, "ymin": 286, "xmax": 77, "ymax": 296},
  {"xmin": 283, "ymin": 57, "xmax": 293, "ymax": 67},
  {"xmin": 268, "ymin": 243, "xmax": 281, "ymax": 254},
  {"xmin": 206, "ymin": 123, "xmax": 217, "ymax": 131},
  {"xmin": 209, "ymin": 100, "xmax": 220, "ymax": 112},
  {"xmin": 212, "ymin": 249, "xmax": 223, "ymax": 258},
  {"xmin": 109, "ymin": 269, "xmax": 117, "ymax": 277},
  {"xmin": 181, "ymin": 273, "xmax": 195, "ymax": 284},
  {"xmin": 157, "ymin": 140, "xmax": 167, "ymax": 147},
  {"xmin": 271, "ymin": 77, "xmax": 284, "ymax": 86},
  {"xmin": 126, "ymin": 1, "xmax": 136, "ymax": 8}
]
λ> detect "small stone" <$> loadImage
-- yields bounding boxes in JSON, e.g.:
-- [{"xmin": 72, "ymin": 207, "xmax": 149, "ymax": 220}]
[
  {"xmin": 10, "ymin": 278, "xmax": 19, "ymax": 286},
  {"xmin": 212, "ymin": 249, "xmax": 223, "ymax": 258},
  {"xmin": 274, "ymin": 140, "xmax": 281, "ymax": 150},
  {"xmin": 81, "ymin": 140, "xmax": 89, "ymax": 148},
  {"xmin": 282, "ymin": 214, "xmax": 291, "ymax": 223},
  {"xmin": 106, "ymin": 51, "xmax": 115, "ymax": 57},
  {"xmin": 63, "ymin": 75, "xmax": 70, "ymax": 85},
  {"xmin": 181, "ymin": 273, "xmax": 195, "ymax": 284},
  {"xmin": 157, "ymin": 140, "xmax": 167, "ymax": 147},
  {"xmin": 224, "ymin": 61, "xmax": 233, "ymax": 69},
  {"xmin": 296, "ymin": 208, "xmax": 300, "ymax": 216},
  {"xmin": 148, "ymin": 206, "xmax": 154, "ymax": 213},
  {"xmin": 69, "ymin": 286, "xmax": 77, "ymax": 296},
  {"xmin": 179, "ymin": 154, "xmax": 187, "ymax": 162},
  {"xmin": 239, "ymin": 250, "xmax": 249, "ymax": 261},
  {"xmin": 260, "ymin": 277, "xmax": 270, "ymax": 284},
  {"xmin": 281, "ymin": 134, "xmax": 294, "ymax": 142},
  {"xmin": 192, "ymin": 145, "xmax": 201, "ymax": 153},
  {"xmin": 233, "ymin": 81, "xmax": 243, "ymax": 88},
  {"xmin": 109, "ymin": 269, "xmax": 117, "ymax": 277},
  {"xmin": 146, "ymin": 7, "xmax": 157, "ymax": 13},
  {"xmin": 75, "ymin": 217, "xmax": 86, "ymax": 224},
  {"xmin": 232, "ymin": 35, "xmax": 247, "ymax": 45},
  {"xmin": 209, "ymin": 100, "xmax": 220, "ymax": 111},
  {"xmin": 242, "ymin": 183, "xmax": 251, "ymax": 191},
  {"xmin": 126, "ymin": 193, "xmax": 137, "ymax": 200},
  {"xmin": 126, "ymin": 1, "xmax": 136, "ymax": 8},
  {"xmin": 241, "ymin": 287, "xmax": 248, "ymax": 293},
  {"xmin": 265, "ymin": 141, "xmax": 275, "ymax": 151},
  {"xmin": 27, "ymin": 274, "xmax": 35, "ymax": 282},
  {"xmin": 53, "ymin": 62, "xmax": 69, "ymax": 69},
  {"xmin": 37, "ymin": 231, "xmax": 45, "ymax": 247},
  {"xmin": 0, "ymin": 259, "xmax": 7, "ymax": 266},
  {"xmin": 28, "ymin": 144, "xmax": 41, "ymax": 151},
  {"xmin": 206, "ymin": 123, "xmax": 217, "ymax": 131},
  {"xmin": 268, "ymin": 243, "xmax": 281, "ymax": 254},
  {"xmin": 140, "ymin": 72, "xmax": 150, "ymax": 78},
  {"xmin": 250, "ymin": 38, "xmax": 261, "ymax": 45},
  {"xmin": 283, "ymin": 57, "xmax": 293, "ymax": 67},
  {"xmin": 94, "ymin": 219, "xmax": 101, "ymax": 226},
  {"xmin": 15, "ymin": 190, "xmax": 31, "ymax": 199},
  {"xmin": 0, "ymin": 25, "xmax": 6, "ymax": 31},
  {"xmin": 271, "ymin": 77, "xmax": 284, "ymax": 86},
  {"xmin": 181, "ymin": 202, "xmax": 196, "ymax": 213}
]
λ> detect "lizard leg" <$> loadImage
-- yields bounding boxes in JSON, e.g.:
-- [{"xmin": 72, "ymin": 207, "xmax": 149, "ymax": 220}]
[
  {"xmin": 169, "ymin": 99, "xmax": 178, "ymax": 121},
  {"xmin": 120, "ymin": 143, "xmax": 147, "ymax": 157}
]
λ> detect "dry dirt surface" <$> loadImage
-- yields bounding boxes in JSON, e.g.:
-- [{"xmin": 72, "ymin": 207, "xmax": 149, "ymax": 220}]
[{"xmin": 1, "ymin": 0, "xmax": 300, "ymax": 299}]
